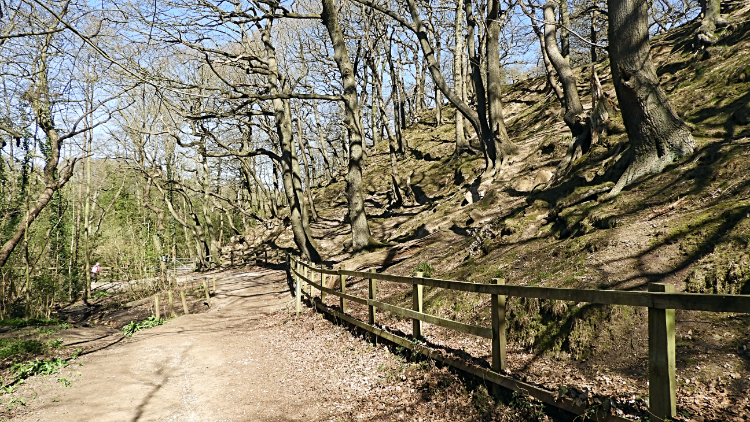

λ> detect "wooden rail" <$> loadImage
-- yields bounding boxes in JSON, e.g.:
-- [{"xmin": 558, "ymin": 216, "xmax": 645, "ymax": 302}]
[{"xmin": 288, "ymin": 255, "xmax": 750, "ymax": 421}]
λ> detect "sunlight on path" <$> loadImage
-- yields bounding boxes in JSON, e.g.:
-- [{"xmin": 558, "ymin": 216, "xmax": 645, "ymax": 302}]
[{"xmin": 14, "ymin": 268, "xmax": 311, "ymax": 422}]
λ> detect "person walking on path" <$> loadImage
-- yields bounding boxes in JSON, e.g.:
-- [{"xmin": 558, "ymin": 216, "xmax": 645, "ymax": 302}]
[{"xmin": 91, "ymin": 262, "xmax": 101, "ymax": 282}]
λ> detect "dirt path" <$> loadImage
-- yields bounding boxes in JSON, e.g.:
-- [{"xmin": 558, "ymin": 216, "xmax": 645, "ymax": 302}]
[
  {"xmin": 3, "ymin": 268, "xmax": 562, "ymax": 422},
  {"xmin": 11, "ymin": 268, "xmax": 327, "ymax": 422}
]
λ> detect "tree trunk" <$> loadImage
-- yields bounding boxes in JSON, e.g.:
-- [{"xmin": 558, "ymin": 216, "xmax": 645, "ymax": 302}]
[
  {"xmin": 311, "ymin": 101, "xmax": 334, "ymax": 183},
  {"xmin": 368, "ymin": 53, "xmax": 407, "ymax": 206},
  {"xmin": 543, "ymin": 2, "xmax": 584, "ymax": 131},
  {"xmin": 387, "ymin": 37, "xmax": 405, "ymax": 156},
  {"xmin": 83, "ymin": 136, "xmax": 92, "ymax": 301},
  {"xmin": 434, "ymin": 38, "xmax": 442, "ymax": 126},
  {"xmin": 404, "ymin": 0, "xmax": 504, "ymax": 176},
  {"xmin": 322, "ymin": 0, "xmax": 381, "ymax": 252},
  {"xmin": 605, "ymin": 0, "xmax": 695, "ymax": 197},
  {"xmin": 590, "ymin": 12, "xmax": 599, "ymax": 63},
  {"xmin": 465, "ymin": 0, "xmax": 496, "ymax": 177},
  {"xmin": 0, "ymin": 69, "xmax": 77, "ymax": 270},
  {"xmin": 522, "ymin": 2, "xmax": 564, "ymax": 101},
  {"xmin": 261, "ymin": 22, "xmax": 320, "ymax": 262},
  {"xmin": 559, "ymin": 0, "xmax": 570, "ymax": 62},
  {"xmin": 415, "ymin": 49, "xmax": 426, "ymax": 113},
  {"xmin": 544, "ymin": 2, "xmax": 612, "ymax": 181},
  {"xmin": 370, "ymin": 76, "xmax": 381, "ymax": 148},
  {"xmin": 485, "ymin": 0, "xmax": 517, "ymax": 176},
  {"xmin": 200, "ymin": 153, "xmax": 219, "ymax": 266},
  {"xmin": 285, "ymin": 99, "xmax": 320, "ymax": 261},
  {"xmin": 453, "ymin": 0, "xmax": 471, "ymax": 156},
  {"xmin": 697, "ymin": 0, "xmax": 725, "ymax": 45},
  {"xmin": 294, "ymin": 103, "xmax": 319, "ymax": 221}
]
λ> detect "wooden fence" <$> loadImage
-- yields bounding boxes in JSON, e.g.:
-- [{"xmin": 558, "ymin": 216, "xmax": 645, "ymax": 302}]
[{"xmin": 288, "ymin": 255, "xmax": 750, "ymax": 422}]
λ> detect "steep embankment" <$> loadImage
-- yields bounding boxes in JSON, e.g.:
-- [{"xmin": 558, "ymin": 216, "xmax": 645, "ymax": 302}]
[{"xmin": 225, "ymin": 4, "xmax": 750, "ymax": 420}]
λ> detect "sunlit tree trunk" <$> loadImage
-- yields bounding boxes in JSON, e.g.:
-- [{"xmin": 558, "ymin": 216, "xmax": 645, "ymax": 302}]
[
  {"xmin": 322, "ymin": 0, "xmax": 381, "ymax": 251},
  {"xmin": 605, "ymin": 0, "xmax": 695, "ymax": 197},
  {"xmin": 485, "ymin": 0, "xmax": 517, "ymax": 176},
  {"xmin": 453, "ymin": 0, "xmax": 471, "ymax": 156}
]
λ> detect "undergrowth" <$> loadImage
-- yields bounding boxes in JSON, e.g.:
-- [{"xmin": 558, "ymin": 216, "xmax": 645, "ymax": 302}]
[{"xmin": 121, "ymin": 316, "xmax": 165, "ymax": 337}]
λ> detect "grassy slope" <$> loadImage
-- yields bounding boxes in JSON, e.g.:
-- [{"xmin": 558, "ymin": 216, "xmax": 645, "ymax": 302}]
[{"xmin": 254, "ymin": 5, "xmax": 750, "ymax": 420}]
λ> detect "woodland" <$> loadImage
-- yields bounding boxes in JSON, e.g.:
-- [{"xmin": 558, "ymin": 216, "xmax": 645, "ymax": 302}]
[
  {"xmin": 2, "ymin": 0, "xmax": 750, "ymax": 413},
  {"xmin": 1, "ymin": 0, "xmax": 735, "ymax": 316},
  {"xmin": 2, "ymin": 0, "xmax": 750, "ymax": 418}
]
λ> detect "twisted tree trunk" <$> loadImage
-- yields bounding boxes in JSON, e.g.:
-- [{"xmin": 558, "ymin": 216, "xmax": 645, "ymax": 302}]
[
  {"xmin": 322, "ymin": 0, "xmax": 381, "ymax": 251},
  {"xmin": 605, "ymin": 0, "xmax": 695, "ymax": 197}
]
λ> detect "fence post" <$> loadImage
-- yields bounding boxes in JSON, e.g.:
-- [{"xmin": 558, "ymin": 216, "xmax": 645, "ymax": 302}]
[
  {"xmin": 295, "ymin": 259, "xmax": 301, "ymax": 316},
  {"xmin": 203, "ymin": 280, "xmax": 211, "ymax": 306},
  {"xmin": 368, "ymin": 269, "xmax": 377, "ymax": 326},
  {"xmin": 320, "ymin": 269, "xmax": 326, "ymax": 302},
  {"xmin": 339, "ymin": 268, "xmax": 346, "ymax": 313},
  {"xmin": 154, "ymin": 295, "xmax": 161, "ymax": 319},
  {"xmin": 648, "ymin": 283, "xmax": 676, "ymax": 421},
  {"xmin": 303, "ymin": 264, "xmax": 308, "ymax": 296},
  {"xmin": 413, "ymin": 272, "xmax": 424, "ymax": 340},
  {"xmin": 180, "ymin": 291, "xmax": 189, "ymax": 315},
  {"xmin": 168, "ymin": 291, "xmax": 176, "ymax": 318},
  {"xmin": 491, "ymin": 278, "xmax": 507, "ymax": 372}
]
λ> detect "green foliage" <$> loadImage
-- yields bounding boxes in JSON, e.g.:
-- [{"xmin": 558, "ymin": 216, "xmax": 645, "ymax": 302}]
[
  {"xmin": 510, "ymin": 392, "xmax": 546, "ymax": 421},
  {"xmin": 47, "ymin": 339, "xmax": 63, "ymax": 348},
  {"xmin": 0, "ymin": 318, "xmax": 62, "ymax": 327},
  {"xmin": 472, "ymin": 385, "xmax": 492, "ymax": 414},
  {"xmin": 6, "ymin": 396, "xmax": 25, "ymax": 410},
  {"xmin": 121, "ymin": 315, "xmax": 165, "ymax": 337},
  {"xmin": 12, "ymin": 357, "xmax": 68, "ymax": 380},
  {"xmin": 412, "ymin": 261, "xmax": 435, "ymax": 278},
  {"xmin": 0, "ymin": 338, "xmax": 46, "ymax": 359},
  {"xmin": 35, "ymin": 326, "xmax": 60, "ymax": 336}
]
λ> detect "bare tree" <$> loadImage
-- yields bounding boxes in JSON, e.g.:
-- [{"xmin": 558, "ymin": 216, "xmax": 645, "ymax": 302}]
[
  {"xmin": 605, "ymin": 0, "xmax": 695, "ymax": 198},
  {"xmin": 321, "ymin": 0, "xmax": 382, "ymax": 251}
]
